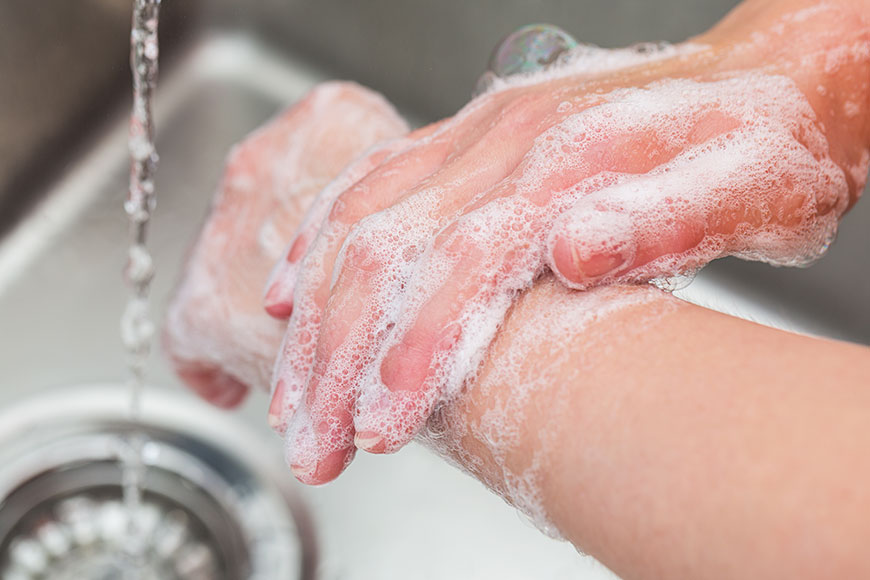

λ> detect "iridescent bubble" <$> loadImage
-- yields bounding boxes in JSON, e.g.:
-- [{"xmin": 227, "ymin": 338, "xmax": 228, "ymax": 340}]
[
  {"xmin": 489, "ymin": 24, "xmax": 579, "ymax": 77},
  {"xmin": 474, "ymin": 24, "xmax": 583, "ymax": 96}
]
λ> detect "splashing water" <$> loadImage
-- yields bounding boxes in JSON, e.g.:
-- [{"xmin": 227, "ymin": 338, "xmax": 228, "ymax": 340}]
[{"xmin": 120, "ymin": 0, "xmax": 162, "ymax": 574}]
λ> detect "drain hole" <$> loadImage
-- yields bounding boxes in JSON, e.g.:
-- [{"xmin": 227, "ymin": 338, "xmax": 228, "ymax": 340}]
[{"xmin": 0, "ymin": 408, "xmax": 315, "ymax": 580}]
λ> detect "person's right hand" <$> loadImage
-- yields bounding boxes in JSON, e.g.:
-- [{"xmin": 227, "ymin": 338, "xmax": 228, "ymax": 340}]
[
  {"xmin": 163, "ymin": 82, "xmax": 408, "ymax": 408},
  {"xmin": 264, "ymin": 0, "xmax": 870, "ymax": 484}
]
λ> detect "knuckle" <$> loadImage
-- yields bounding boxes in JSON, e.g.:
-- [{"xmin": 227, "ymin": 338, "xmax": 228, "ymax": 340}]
[{"xmin": 340, "ymin": 222, "xmax": 384, "ymax": 274}]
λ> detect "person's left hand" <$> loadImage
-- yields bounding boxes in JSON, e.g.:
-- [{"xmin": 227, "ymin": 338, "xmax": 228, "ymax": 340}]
[{"xmin": 263, "ymin": 3, "xmax": 870, "ymax": 484}]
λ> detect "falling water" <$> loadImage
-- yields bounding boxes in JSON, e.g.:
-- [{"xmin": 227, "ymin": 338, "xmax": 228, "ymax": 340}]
[{"xmin": 120, "ymin": 0, "xmax": 162, "ymax": 573}]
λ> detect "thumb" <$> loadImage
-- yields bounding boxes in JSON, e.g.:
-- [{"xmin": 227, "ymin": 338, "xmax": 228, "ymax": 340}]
[
  {"xmin": 547, "ymin": 128, "xmax": 847, "ymax": 289},
  {"xmin": 547, "ymin": 190, "xmax": 707, "ymax": 290}
]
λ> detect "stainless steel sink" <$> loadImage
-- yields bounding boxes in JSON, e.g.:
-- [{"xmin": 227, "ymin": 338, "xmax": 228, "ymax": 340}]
[{"xmin": 1, "ymin": 2, "xmax": 867, "ymax": 579}]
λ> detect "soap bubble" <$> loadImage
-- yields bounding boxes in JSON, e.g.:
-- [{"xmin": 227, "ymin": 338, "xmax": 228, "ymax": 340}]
[
  {"xmin": 474, "ymin": 24, "xmax": 586, "ymax": 95},
  {"xmin": 488, "ymin": 24, "xmax": 580, "ymax": 77}
]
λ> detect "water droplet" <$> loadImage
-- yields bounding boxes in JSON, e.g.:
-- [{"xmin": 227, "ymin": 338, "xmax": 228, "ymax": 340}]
[
  {"xmin": 650, "ymin": 269, "xmax": 697, "ymax": 292},
  {"xmin": 125, "ymin": 245, "xmax": 155, "ymax": 286}
]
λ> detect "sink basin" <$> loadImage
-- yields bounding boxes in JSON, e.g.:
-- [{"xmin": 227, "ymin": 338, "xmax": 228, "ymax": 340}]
[{"xmin": 1, "ymin": 2, "xmax": 867, "ymax": 579}]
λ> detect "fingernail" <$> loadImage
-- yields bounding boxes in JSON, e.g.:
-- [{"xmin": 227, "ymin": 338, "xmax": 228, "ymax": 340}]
[
  {"xmin": 267, "ymin": 379, "xmax": 287, "ymax": 434},
  {"xmin": 264, "ymin": 282, "xmax": 294, "ymax": 318},
  {"xmin": 291, "ymin": 447, "xmax": 354, "ymax": 485},
  {"xmin": 553, "ymin": 232, "xmax": 628, "ymax": 283},
  {"xmin": 267, "ymin": 411, "xmax": 284, "ymax": 431},
  {"xmin": 570, "ymin": 244, "xmax": 629, "ymax": 281},
  {"xmin": 354, "ymin": 431, "xmax": 386, "ymax": 453}
]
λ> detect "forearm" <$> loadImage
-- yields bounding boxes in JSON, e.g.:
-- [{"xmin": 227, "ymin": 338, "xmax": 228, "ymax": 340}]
[
  {"xmin": 427, "ymin": 280, "xmax": 870, "ymax": 579},
  {"xmin": 702, "ymin": 0, "xmax": 870, "ymax": 206}
]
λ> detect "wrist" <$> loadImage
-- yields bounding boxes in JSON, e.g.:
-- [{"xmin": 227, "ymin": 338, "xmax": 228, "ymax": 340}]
[{"xmin": 421, "ymin": 280, "xmax": 679, "ymax": 537}]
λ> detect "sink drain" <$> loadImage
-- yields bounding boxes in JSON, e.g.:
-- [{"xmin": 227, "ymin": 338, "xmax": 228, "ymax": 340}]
[{"xmin": 0, "ymin": 386, "xmax": 316, "ymax": 580}]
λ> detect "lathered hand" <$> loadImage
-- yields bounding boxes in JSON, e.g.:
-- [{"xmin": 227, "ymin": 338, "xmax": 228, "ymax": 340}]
[
  {"xmin": 163, "ymin": 82, "xmax": 407, "ymax": 407},
  {"xmin": 264, "ymin": 1, "xmax": 869, "ymax": 483}
]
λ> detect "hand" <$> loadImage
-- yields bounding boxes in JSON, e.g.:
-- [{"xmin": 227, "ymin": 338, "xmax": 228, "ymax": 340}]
[
  {"xmin": 160, "ymin": 53, "xmax": 870, "ymax": 576},
  {"xmin": 264, "ymin": 0, "xmax": 870, "ymax": 483},
  {"xmin": 163, "ymin": 82, "xmax": 407, "ymax": 407}
]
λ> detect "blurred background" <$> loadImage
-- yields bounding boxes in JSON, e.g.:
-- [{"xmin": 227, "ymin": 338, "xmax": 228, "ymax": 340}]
[
  {"xmin": 0, "ymin": 0, "xmax": 742, "ymax": 220},
  {"xmin": 2, "ymin": 0, "xmax": 868, "ymax": 343},
  {"xmin": 0, "ymin": 1, "xmax": 867, "ymax": 579}
]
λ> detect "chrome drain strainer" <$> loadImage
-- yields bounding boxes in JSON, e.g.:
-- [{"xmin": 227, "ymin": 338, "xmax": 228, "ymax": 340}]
[
  {"xmin": 0, "ymin": 386, "xmax": 316, "ymax": 580},
  {"xmin": 4, "ymin": 491, "xmax": 221, "ymax": 580}
]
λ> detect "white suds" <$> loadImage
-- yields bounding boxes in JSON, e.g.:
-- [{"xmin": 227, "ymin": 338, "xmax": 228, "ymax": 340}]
[
  {"xmin": 419, "ymin": 280, "xmax": 678, "ymax": 536},
  {"xmin": 164, "ymin": 82, "xmax": 407, "ymax": 396},
  {"xmin": 278, "ymin": 69, "xmax": 852, "ymax": 479}
]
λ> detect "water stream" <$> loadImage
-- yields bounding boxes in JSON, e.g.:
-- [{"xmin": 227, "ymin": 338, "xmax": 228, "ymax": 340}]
[{"xmin": 119, "ymin": 0, "xmax": 162, "ymax": 573}]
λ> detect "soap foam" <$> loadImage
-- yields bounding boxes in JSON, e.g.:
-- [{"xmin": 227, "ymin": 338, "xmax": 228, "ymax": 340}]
[
  {"xmin": 537, "ymin": 74, "xmax": 849, "ymax": 287},
  {"xmin": 419, "ymin": 279, "xmax": 679, "ymax": 537},
  {"xmin": 264, "ymin": 135, "xmax": 416, "ymax": 315},
  {"xmin": 275, "ymin": 14, "xmax": 868, "ymax": 486},
  {"xmin": 164, "ymin": 82, "xmax": 407, "ymax": 400},
  {"xmin": 336, "ymin": 72, "xmax": 849, "ymax": 458},
  {"xmin": 278, "ymin": 69, "xmax": 855, "ymax": 474},
  {"xmin": 480, "ymin": 42, "xmax": 708, "ymax": 95}
]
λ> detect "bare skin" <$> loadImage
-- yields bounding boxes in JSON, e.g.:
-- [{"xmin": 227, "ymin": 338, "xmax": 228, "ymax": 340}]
[
  {"xmin": 447, "ymin": 280, "xmax": 870, "ymax": 579},
  {"xmin": 163, "ymin": 82, "xmax": 407, "ymax": 407},
  {"xmin": 264, "ymin": 0, "xmax": 870, "ymax": 482},
  {"xmin": 164, "ymin": 0, "xmax": 870, "ymax": 576}
]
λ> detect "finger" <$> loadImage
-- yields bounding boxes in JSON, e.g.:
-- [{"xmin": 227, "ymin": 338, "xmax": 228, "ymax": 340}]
[
  {"xmin": 354, "ymin": 258, "xmax": 483, "ymax": 453},
  {"xmin": 268, "ymin": 128, "xmax": 457, "ymax": 432},
  {"xmin": 262, "ymin": 125, "xmax": 448, "ymax": 318},
  {"xmin": 345, "ymin": 97, "xmax": 757, "ymax": 451},
  {"xmin": 547, "ymin": 123, "xmax": 849, "ymax": 289},
  {"xmin": 263, "ymin": 143, "xmax": 401, "ymax": 319},
  {"xmin": 294, "ymin": 95, "xmax": 561, "ymax": 459},
  {"xmin": 268, "ymin": 228, "xmax": 377, "ymax": 437},
  {"xmin": 282, "ymin": 205, "xmax": 418, "ymax": 466},
  {"xmin": 285, "ymin": 247, "xmax": 386, "ymax": 483},
  {"xmin": 284, "ymin": 393, "xmax": 357, "ymax": 485},
  {"xmin": 282, "ymin": 277, "xmax": 370, "ymax": 482},
  {"xmin": 164, "ymin": 81, "xmax": 406, "ymax": 405},
  {"xmin": 270, "ymin": 97, "xmax": 531, "ymax": 432},
  {"xmin": 352, "ymin": 198, "xmax": 538, "ymax": 453}
]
